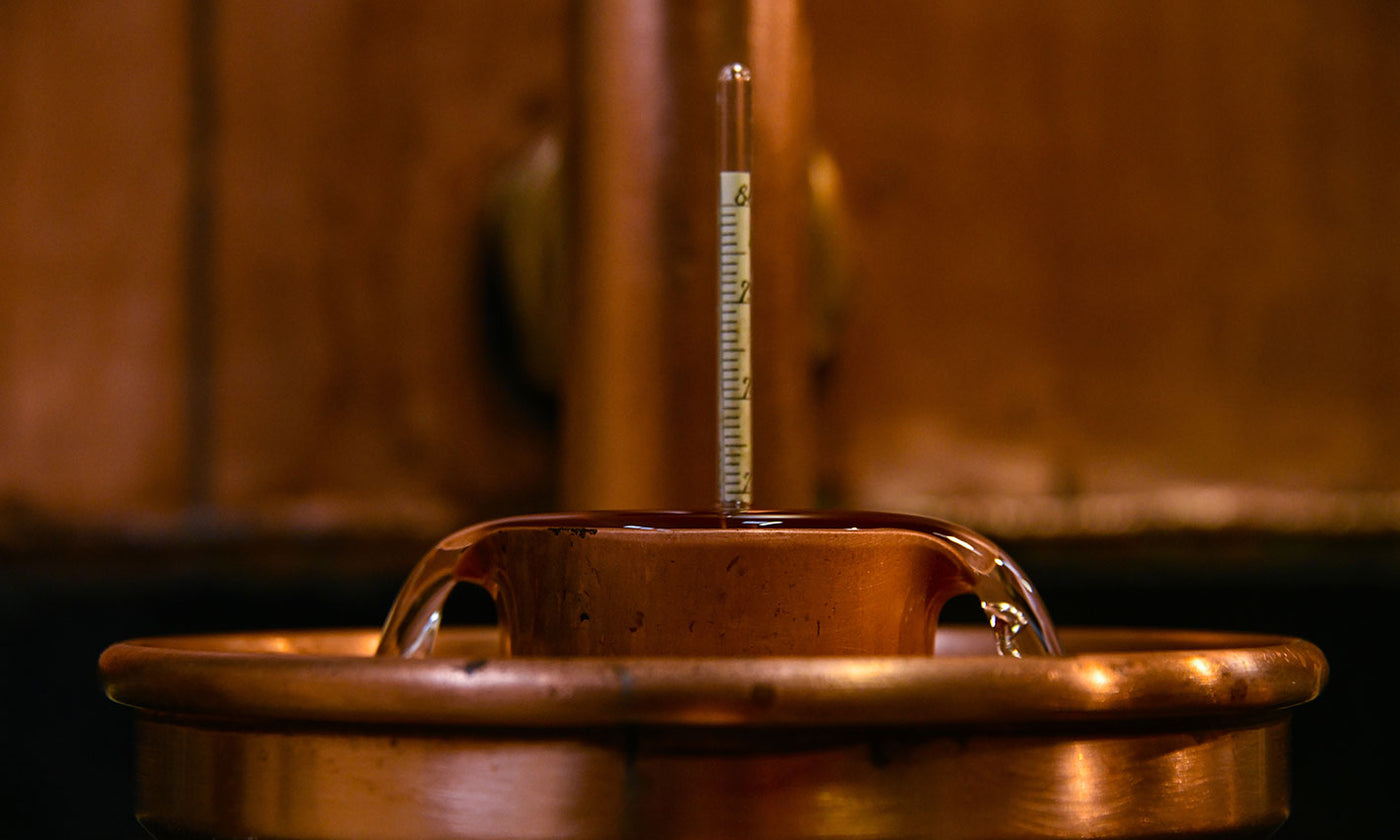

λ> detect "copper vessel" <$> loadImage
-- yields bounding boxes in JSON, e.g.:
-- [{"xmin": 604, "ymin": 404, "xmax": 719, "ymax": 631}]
[
  {"xmin": 102, "ymin": 624, "xmax": 1325, "ymax": 839},
  {"xmin": 372, "ymin": 511, "xmax": 1059, "ymax": 658}
]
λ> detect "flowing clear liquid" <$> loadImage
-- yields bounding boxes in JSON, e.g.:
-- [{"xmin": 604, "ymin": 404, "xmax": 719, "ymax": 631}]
[{"xmin": 376, "ymin": 511, "xmax": 1061, "ymax": 659}]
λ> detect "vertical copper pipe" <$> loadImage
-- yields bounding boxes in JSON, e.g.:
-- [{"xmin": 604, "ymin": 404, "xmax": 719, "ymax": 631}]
[
  {"xmin": 749, "ymin": 0, "xmax": 816, "ymax": 509},
  {"xmin": 562, "ymin": 0, "xmax": 675, "ymax": 509},
  {"xmin": 562, "ymin": 0, "xmax": 814, "ymax": 510}
]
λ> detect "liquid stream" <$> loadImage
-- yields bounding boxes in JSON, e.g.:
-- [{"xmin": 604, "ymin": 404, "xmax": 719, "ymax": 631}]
[{"xmin": 376, "ymin": 511, "xmax": 1061, "ymax": 660}]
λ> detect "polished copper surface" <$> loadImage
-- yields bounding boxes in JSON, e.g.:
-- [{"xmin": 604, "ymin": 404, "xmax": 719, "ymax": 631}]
[
  {"xmin": 376, "ymin": 511, "xmax": 1057, "ymax": 659},
  {"xmin": 103, "ymin": 626, "xmax": 1326, "ymax": 839},
  {"xmin": 437, "ymin": 524, "xmax": 981, "ymax": 657},
  {"xmin": 478, "ymin": 529, "xmax": 969, "ymax": 656}
]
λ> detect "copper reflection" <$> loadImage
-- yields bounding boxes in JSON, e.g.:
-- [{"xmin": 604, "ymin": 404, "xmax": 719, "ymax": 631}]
[{"xmin": 104, "ymin": 626, "xmax": 1325, "ymax": 839}]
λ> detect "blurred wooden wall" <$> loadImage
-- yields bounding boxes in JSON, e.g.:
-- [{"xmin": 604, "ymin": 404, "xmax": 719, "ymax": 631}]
[
  {"xmin": 1, "ymin": 1, "xmax": 190, "ymax": 522},
  {"xmin": 2, "ymin": 0, "xmax": 1398, "ymax": 537},
  {"xmin": 811, "ymin": 0, "xmax": 1400, "ymax": 532},
  {"xmin": 1, "ymin": 0, "xmax": 568, "ymax": 533}
]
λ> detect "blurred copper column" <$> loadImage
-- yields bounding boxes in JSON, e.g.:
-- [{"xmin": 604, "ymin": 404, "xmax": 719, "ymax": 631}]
[{"xmin": 562, "ymin": 0, "xmax": 816, "ymax": 510}]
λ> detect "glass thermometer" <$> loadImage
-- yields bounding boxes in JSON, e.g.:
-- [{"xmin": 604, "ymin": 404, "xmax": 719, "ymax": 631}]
[{"xmin": 717, "ymin": 63, "xmax": 752, "ymax": 512}]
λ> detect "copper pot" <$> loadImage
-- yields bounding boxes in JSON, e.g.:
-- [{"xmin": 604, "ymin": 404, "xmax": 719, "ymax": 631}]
[
  {"xmin": 102, "ymin": 625, "xmax": 1325, "ymax": 839},
  {"xmin": 373, "ymin": 511, "xmax": 1059, "ymax": 658}
]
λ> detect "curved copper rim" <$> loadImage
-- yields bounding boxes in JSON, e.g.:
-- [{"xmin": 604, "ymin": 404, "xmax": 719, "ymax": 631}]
[{"xmin": 101, "ymin": 626, "xmax": 1327, "ymax": 728}]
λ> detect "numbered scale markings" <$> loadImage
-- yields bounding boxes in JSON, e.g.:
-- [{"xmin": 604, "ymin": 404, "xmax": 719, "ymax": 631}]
[{"xmin": 719, "ymin": 170, "xmax": 752, "ymax": 510}]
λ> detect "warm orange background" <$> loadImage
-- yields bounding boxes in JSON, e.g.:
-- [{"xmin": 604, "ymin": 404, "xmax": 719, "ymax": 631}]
[{"xmin": 3, "ymin": 1, "xmax": 1397, "ymax": 538}]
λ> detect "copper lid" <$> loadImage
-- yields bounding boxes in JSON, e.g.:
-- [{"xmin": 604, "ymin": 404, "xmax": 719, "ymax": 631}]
[{"xmin": 101, "ymin": 626, "xmax": 1327, "ymax": 728}]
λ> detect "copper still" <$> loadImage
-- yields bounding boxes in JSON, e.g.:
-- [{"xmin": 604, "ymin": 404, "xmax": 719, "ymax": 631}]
[
  {"xmin": 99, "ymin": 2, "xmax": 1330, "ymax": 838},
  {"xmin": 103, "ymin": 623, "xmax": 1325, "ymax": 839},
  {"xmin": 101, "ymin": 513, "xmax": 1327, "ymax": 839}
]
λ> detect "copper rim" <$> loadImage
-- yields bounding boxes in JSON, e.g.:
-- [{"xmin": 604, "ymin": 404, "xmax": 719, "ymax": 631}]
[{"xmin": 101, "ymin": 626, "xmax": 1327, "ymax": 728}]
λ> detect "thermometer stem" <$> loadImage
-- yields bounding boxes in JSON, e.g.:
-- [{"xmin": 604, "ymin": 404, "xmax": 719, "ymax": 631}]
[{"xmin": 718, "ymin": 64, "xmax": 752, "ymax": 512}]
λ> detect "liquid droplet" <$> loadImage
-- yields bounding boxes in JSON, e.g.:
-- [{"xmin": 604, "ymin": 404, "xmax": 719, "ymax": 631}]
[{"xmin": 982, "ymin": 602, "xmax": 1032, "ymax": 658}]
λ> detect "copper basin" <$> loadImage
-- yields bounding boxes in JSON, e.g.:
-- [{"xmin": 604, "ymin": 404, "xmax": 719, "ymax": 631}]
[{"xmin": 101, "ymin": 626, "xmax": 1325, "ymax": 839}]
